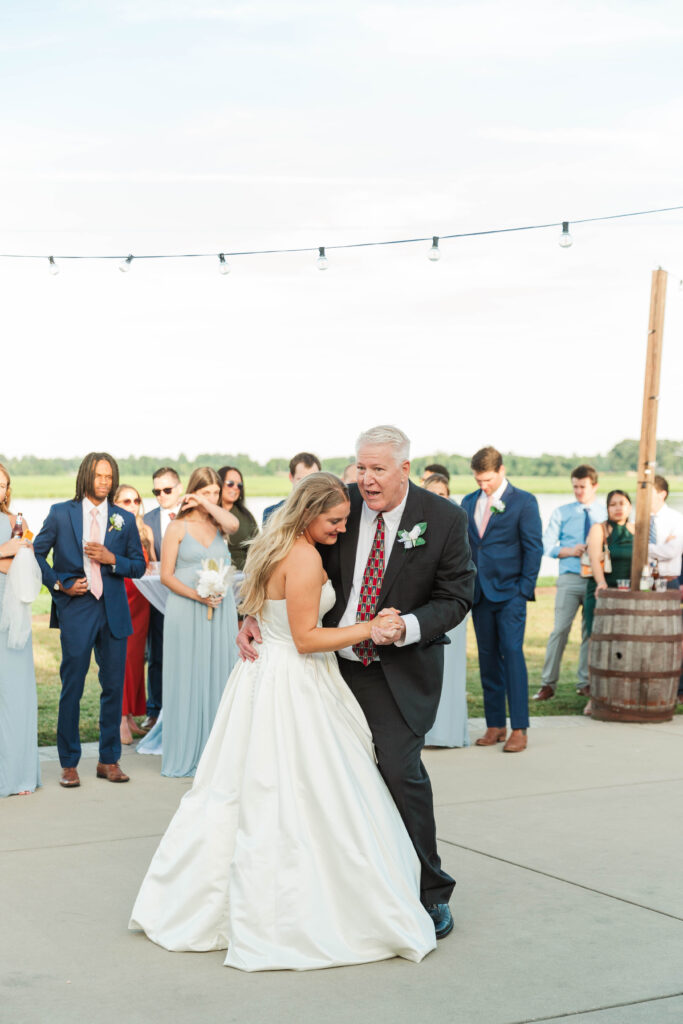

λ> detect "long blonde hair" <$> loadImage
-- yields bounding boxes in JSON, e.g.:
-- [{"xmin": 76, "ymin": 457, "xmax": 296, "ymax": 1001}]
[
  {"xmin": 114, "ymin": 484, "xmax": 152, "ymax": 557},
  {"xmin": 239, "ymin": 472, "xmax": 348, "ymax": 618},
  {"xmin": 0, "ymin": 462, "xmax": 11, "ymax": 515}
]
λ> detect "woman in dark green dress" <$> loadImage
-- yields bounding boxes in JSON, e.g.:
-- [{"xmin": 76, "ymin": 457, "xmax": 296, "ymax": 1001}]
[
  {"xmin": 584, "ymin": 489, "xmax": 634, "ymax": 713},
  {"xmin": 217, "ymin": 468, "xmax": 259, "ymax": 615}
]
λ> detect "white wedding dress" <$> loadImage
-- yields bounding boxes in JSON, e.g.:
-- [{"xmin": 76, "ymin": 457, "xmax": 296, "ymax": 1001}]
[{"xmin": 129, "ymin": 581, "xmax": 436, "ymax": 971}]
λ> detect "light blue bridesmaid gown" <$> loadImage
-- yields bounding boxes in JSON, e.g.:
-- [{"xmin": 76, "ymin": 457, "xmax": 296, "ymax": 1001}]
[
  {"xmin": 424, "ymin": 617, "xmax": 470, "ymax": 748},
  {"xmin": 0, "ymin": 513, "xmax": 41, "ymax": 796},
  {"xmin": 160, "ymin": 528, "xmax": 239, "ymax": 777}
]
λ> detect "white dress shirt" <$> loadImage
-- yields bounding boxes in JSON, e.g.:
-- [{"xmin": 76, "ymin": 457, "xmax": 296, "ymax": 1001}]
[
  {"xmin": 160, "ymin": 505, "xmax": 181, "ymax": 540},
  {"xmin": 475, "ymin": 478, "xmax": 508, "ymax": 532},
  {"xmin": 648, "ymin": 502, "xmax": 683, "ymax": 578},
  {"xmin": 338, "ymin": 488, "xmax": 421, "ymax": 661},
  {"xmin": 82, "ymin": 498, "xmax": 108, "ymax": 590}
]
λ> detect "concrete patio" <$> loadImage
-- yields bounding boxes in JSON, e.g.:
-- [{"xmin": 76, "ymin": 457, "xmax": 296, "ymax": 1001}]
[{"xmin": 1, "ymin": 715, "xmax": 681, "ymax": 1024}]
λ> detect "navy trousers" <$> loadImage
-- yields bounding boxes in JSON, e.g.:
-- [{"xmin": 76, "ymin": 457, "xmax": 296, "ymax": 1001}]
[
  {"xmin": 337, "ymin": 657, "xmax": 455, "ymax": 906},
  {"xmin": 56, "ymin": 593, "xmax": 127, "ymax": 767},
  {"xmin": 146, "ymin": 605, "xmax": 164, "ymax": 716},
  {"xmin": 472, "ymin": 593, "xmax": 530, "ymax": 730}
]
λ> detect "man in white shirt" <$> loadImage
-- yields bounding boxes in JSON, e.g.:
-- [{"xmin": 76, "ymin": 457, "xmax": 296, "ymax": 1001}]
[
  {"xmin": 142, "ymin": 467, "xmax": 183, "ymax": 730},
  {"xmin": 648, "ymin": 476, "xmax": 683, "ymax": 584}
]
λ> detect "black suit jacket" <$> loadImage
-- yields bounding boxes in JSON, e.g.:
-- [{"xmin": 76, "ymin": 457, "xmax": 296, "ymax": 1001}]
[{"xmin": 321, "ymin": 482, "xmax": 476, "ymax": 735}]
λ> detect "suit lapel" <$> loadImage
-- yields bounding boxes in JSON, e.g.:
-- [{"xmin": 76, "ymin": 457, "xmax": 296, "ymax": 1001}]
[
  {"xmin": 68, "ymin": 500, "xmax": 83, "ymax": 550},
  {"xmin": 339, "ymin": 490, "xmax": 362, "ymax": 605},
  {"xmin": 378, "ymin": 482, "xmax": 423, "ymax": 603}
]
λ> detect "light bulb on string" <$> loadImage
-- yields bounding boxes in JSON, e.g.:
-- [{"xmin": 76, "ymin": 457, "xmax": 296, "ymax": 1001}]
[
  {"xmin": 48, "ymin": 256, "xmax": 59, "ymax": 276},
  {"xmin": 428, "ymin": 236, "xmax": 441, "ymax": 261},
  {"xmin": 218, "ymin": 253, "xmax": 231, "ymax": 275},
  {"xmin": 316, "ymin": 246, "xmax": 329, "ymax": 270},
  {"xmin": 119, "ymin": 254, "xmax": 134, "ymax": 273},
  {"xmin": 559, "ymin": 222, "xmax": 573, "ymax": 248}
]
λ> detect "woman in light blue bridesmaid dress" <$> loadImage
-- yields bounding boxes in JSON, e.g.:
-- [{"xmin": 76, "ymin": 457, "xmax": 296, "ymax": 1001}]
[
  {"xmin": 422, "ymin": 474, "xmax": 470, "ymax": 748},
  {"xmin": 0, "ymin": 465, "xmax": 41, "ymax": 797},
  {"xmin": 158, "ymin": 468, "xmax": 240, "ymax": 778}
]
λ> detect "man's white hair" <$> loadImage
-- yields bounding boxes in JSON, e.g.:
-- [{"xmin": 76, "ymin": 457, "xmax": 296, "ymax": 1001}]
[{"xmin": 355, "ymin": 425, "xmax": 411, "ymax": 463}]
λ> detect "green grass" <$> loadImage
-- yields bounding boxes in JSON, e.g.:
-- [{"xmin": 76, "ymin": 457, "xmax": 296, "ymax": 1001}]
[
  {"xmin": 37, "ymin": 585, "xmax": 679, "ymax": 748},
  {"xmin": 11, "ymin": 472, "xmax": 683, "ymax": 501}
]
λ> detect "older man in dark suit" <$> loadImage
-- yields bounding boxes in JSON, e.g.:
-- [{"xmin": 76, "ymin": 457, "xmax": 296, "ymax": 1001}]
[{"xmin": 239, "ymin": 426, "xmax": 475, "ymax": 940}]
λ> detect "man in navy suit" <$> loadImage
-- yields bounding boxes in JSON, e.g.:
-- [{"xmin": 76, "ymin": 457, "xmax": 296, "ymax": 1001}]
[
  {"xmin": 142, "ymin": 466, "xmax": 183, "ymax": 729},
  {"xmin": 34, "ymin": 453, "xmax": 146, "ymax": 787},
  {"xmin": 262, "ymin": 452, "xmax": 321, "ymax": 525},
  {"xmin": 461, "ymin": 446, "xmax": 542, "ymax": 753}
]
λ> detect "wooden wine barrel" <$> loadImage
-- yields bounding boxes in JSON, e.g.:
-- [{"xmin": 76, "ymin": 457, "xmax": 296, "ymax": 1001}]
[{"xmin": 588, "ymin": 590, "xmax": 682, "ymax": 722}]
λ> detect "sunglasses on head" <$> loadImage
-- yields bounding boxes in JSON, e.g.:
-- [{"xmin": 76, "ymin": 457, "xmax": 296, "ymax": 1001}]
[
  {"xmin": 223, "ymin": 480, "xmax": 244, "ymax": 490},
  {"xmin": 153, "ymin": 487, "xmax": 176, "ymax": 496},
  {"xmin": 120, "ymin": 497, "xmax": 141, "ymax": 506}
]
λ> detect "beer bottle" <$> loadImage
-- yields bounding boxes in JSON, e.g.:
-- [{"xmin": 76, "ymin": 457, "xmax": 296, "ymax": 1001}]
[{"xmin": 11, "ymin": 513, "xmax": 24, "ymax": 538}]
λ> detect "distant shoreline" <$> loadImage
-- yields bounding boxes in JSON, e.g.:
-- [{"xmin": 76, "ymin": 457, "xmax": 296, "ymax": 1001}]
[{"xmin": 9, "ymin": 472, "xmax": 683, "ymax": 500}]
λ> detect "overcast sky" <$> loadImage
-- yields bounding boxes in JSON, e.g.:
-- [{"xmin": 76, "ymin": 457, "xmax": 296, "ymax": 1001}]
[{"xmin": 3, "ymin": 0, "xmax": 683, "ymax": 462}]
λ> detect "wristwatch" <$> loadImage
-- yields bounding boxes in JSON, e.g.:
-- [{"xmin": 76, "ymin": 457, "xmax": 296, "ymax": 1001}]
[{"xmin": 53, "ymin": 581, "xmax": 61, "ymax": 592}]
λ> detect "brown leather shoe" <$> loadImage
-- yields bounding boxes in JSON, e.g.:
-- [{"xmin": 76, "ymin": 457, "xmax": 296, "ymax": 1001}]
[
  {"xmin": 475, "ymin": 727, "xmax": 507, "ymax": 746},
  {"xmin": 139, "ymin": 716, "xmax": 158, "ymax": 733},
  {"xmin": 532, "ymin": 685, "xmax": 555, "ymax": 701},
  {"xmin": 96, "ymin": 762, "xmax": 130, "ymax": 783},
  {"xmin": 59, "ymin": 766, "xmax": 80, "ymax": 788},
  {"xmin": 576, "ymin": 685, "xmax": 590, "ymax": 697},
  {"xmin": 502, "ymin": 730, "xmax": 528, "ymax": 753}
]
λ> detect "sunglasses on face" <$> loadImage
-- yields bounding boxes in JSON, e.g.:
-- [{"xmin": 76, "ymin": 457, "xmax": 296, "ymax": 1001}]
[
  {"xmin": 120, "ymin": 497, "xmax": 141, "ymax": 506},
  {"xmin": 223, "ymin": 481, "xmax": 244, "ymax": 490},
  {"xmin": 153, "ymin": 487, "xmax": 177, "ymax": 496}
]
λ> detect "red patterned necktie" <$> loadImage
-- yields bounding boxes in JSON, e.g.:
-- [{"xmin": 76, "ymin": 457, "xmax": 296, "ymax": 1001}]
[{"xmin": 352, "ymin": 513, "xmax": 385, "ymax": 666}]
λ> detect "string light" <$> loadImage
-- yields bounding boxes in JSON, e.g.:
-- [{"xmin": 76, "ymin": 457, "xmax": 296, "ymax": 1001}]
[
  {"xmin": 559, "ymin": 222, "xmax": 573, "ymax": 248},
  {"xmin": 48, "ymin": 256, "xmax": 59, "ymax": 276},
  {"xmin": 218, "ymin": 253, "xmax": 231, "ymax": 275},
  {"xmin": 1, "ymin": 203, "xmax": 680, "ymax": 273},
  {"xmin": 428, "ymin": 236, "xmax": 441, "ymax": 262}
]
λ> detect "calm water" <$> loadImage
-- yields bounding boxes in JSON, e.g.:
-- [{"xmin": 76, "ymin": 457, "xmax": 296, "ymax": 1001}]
[{"xmin": 21, "ymin": 492, "xmax": 680, "ymax": 579}]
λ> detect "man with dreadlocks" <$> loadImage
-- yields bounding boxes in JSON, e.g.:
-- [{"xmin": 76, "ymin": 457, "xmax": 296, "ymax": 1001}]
[{"xmin": 34, "ymin": 452, "xmax": 146, "ymax": 787}]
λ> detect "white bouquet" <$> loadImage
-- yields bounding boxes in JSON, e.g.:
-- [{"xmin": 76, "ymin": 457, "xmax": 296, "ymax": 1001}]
[{"xmin": 196, "ymin": 558, "xmax": 232, "ymax": 621}]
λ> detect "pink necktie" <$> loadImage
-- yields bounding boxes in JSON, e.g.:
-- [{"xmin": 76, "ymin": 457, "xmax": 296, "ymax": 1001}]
[
  {"xmin": 479, "ymin": 494, "xmax": 492, "ymax": 538},
  {"xmin": 90, "ymin": 508, "xmax": 103, "ymax": 599}
]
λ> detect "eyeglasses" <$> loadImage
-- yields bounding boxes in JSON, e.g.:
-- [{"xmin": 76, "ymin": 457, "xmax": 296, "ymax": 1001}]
[
  {"xmin": 120, "ymin": 498, "xmax": 141, "ymax": 506},
  {"xmin": 223, "ymin": 481, "xmax": 244, "ymax": 490},
  {"xmin": 153, "ymin": 487, "xmax": 176, "ymax": 496}
]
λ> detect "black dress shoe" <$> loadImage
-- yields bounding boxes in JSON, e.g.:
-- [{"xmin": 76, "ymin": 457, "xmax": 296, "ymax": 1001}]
[{"xmin": 426, "ymin": 903, "xmax": 453, "ymax": 939}]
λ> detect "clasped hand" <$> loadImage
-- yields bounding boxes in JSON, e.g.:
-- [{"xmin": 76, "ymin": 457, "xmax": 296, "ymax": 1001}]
[{"xmin": 370, "ymin": 607, "xmax": 405, "ymax": 645}]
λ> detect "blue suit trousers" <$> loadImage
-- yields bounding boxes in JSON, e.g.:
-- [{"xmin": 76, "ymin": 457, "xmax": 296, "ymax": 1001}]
[
  {"xmin": 57, "ymin": 593, "xmax": 128, "ymax": 767},
  {"xmin": 472, "ymin": 594, "xmax": 530, "ymax": 730}
]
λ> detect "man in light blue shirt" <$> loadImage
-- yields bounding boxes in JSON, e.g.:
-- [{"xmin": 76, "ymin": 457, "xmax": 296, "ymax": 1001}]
[{"xmin": 532, "ymin": 466, "xmax": 606, "ymax": 701}]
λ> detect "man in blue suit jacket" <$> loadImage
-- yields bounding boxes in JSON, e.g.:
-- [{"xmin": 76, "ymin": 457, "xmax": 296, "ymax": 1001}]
[
  {"xmin": 461, "ymin": 446, "xmax": 542, "ymax": 753},
  {"xmin": 262, "ymin": 452, "xmax": 321, "ymax": 525},
  {"xmin": 34, "ymin": 453, "xmax": 146, "ymax": 787}
]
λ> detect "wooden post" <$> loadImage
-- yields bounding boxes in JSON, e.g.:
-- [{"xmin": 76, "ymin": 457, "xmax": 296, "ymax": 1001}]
[{"xmin": 630, "ymin": 268, "xmax": 667, "ymax": 587}]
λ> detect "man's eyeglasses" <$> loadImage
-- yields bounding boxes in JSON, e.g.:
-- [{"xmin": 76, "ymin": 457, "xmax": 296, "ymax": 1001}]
[
  {"xmin": 120, "ymin": 497, "xmax": 141, "ymax": 506},
  {"xmin": 223, "ymin": 481, "xmax": 244, "ymax": 490},
  {"xmin": 153, "ymin": 487, "xmax": 176, "ymax": 496}
]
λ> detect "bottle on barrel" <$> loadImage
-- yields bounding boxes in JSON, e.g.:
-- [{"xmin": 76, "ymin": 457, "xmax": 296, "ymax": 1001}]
[
  {"xmin": 11, "ymin": 513, "xmax": 24, "ymax": 538},
  {"xmin": 651, "ymin": 558, "xmax": 660, "ymax": 592}
]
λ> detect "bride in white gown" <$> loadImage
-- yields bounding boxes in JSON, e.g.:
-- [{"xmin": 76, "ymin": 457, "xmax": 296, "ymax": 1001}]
[{"xmin": 129, "ymin": 472, "xmax": 436, "ymax": 971}]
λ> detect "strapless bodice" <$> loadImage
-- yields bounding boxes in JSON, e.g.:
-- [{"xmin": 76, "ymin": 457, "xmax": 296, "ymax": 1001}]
[{"xmin": 259, "ymin": 579, "xmax": 335, "ymax": 645}]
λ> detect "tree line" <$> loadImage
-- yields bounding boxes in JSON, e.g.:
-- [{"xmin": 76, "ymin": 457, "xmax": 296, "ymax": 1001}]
[{"xmin": 2, "ymin": 439, "xmax": 683, "ymax": 478}]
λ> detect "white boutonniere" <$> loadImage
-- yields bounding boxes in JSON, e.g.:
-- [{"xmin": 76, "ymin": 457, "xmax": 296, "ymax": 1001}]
[
  {"xmin": 490, "ymin": 500, "xmax": 506, "ymax": 515},
  {"xmin": 398, "ymin": 521, "xmax": 427, "ymax": 549},
  {"xmin": 108, "ymin": 513, "xmax": 124, "ymax": 532}
]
